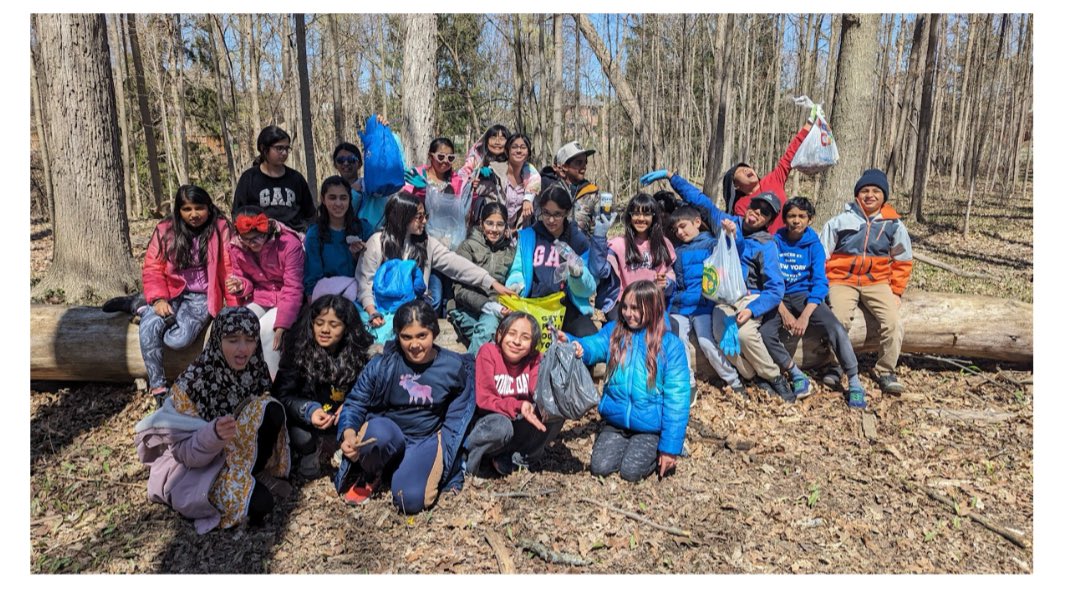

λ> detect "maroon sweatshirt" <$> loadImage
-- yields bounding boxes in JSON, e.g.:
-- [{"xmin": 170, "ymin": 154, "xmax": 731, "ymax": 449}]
[{"xmin": 474, "ymin": 342, "xmax": 542, "ymax": 418}]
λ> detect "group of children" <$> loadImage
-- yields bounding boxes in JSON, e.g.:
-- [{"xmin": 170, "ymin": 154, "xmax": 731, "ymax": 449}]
[{"xmin": 117, "ymin": 119, "xmax": 913, "ymax": 531}]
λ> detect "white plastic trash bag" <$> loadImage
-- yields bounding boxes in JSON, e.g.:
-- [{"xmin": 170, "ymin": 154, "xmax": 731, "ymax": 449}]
[
  {"xmin": 702, "ymin": 231, "xmax": 747, "ymax": 304},
  {"xmin": 791, "ymin": 95, "xmax": 839, "ymax": 174},
  {"xmin": 425, "ymin": 181, "xmax": 472, "ymax": 251}
]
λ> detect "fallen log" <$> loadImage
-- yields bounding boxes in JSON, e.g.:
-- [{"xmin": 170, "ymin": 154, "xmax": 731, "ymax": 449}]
[{"xmin": 30, "ymin": 289, "xmax": 1032, "ymax": 383}]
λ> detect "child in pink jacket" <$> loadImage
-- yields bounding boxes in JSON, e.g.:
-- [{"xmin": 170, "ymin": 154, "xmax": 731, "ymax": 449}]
[{"xmin": 227, "ymin": 206, "xmax": 306, "ymax": 378}]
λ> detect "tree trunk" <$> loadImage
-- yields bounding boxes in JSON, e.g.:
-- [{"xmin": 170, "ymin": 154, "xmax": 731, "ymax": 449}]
[
  {"xmin": 30, "ymin": 17, "xmax": 56, "ymax": 224},
  {"xmin": 328, "ymin": 14, "xmax": 345, "ymax": 145},
  {"xmin": 146, "ymin": 17, "xmax": 177, "ymax": 197},
  {"xmin": 170, "ymin": 14, "xmax": 189, "ymax": 185},
  {"xmin": 552, "ymin": 14, "xmax": 563, "ymax": 154},
  {"xmin": 32, "ymin": 14, "xmax": 138, "ymax": 301},
  {"xmin": 32, "ymin": 291, "xmax": 1034, "ymax": 383},
  {"xmin": 576, "ymin": 13, "xmax": 656, "ymax": 165},
  {"xmin": 703, "ymin": 13, "xmax": 731, "ymax": 201},
  {"xmin": 818, "ymin": 14, "xmax": 881, "ymax": 211},
  {"xmin": 294, "ymin": 14, "xmax": 317, "ymax": 193},
  {"xmin": 400, "ymin": 14, "xmax": 437, "ymax": 167},
  {"xmin": 126, "ymin": 14, "xmax": 164, "ymax": 215},
  {"xmin": 244, "ymin": 15, "xmax": 263, "ymax": 160},
  {"xmin": 911, "ymin": 13, "xmax": 941, "ymax": 223},
  {"xmin": 209, "ymin": 15, "xmax": 238, "ymax": 193}
]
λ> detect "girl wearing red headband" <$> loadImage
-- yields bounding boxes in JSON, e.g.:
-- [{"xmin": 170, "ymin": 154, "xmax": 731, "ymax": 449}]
[{"xmin": 227, "ymin": 206, "xmax": 307, "ymax": 379}]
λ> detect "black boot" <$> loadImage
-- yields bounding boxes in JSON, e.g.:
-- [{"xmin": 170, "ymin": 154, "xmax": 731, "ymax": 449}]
[
  {"xmin": 769, "ymin": 375, "xmax": 797, "ymax": 403},
  {"xmin": 102, "ymin": 292, "xmax": 146, "ymax": 315}
]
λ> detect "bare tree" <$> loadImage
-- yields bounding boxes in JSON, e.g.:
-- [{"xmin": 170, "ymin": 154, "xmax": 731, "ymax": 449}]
[
  {"xmin": 910, "ymin": 13, "xmax": 941, "ymax": 222},
  {"xmin": 294, "ymin": 14, "xmax": 317, "ymax": 192},
  {"xmin": 127, "ymin": 14, "xmax": 164, "ymax": 215},
  {"xmin": 33, "ymin": 14, "xmax": 138, "ymax": 301},
  {"xmin": 818, "ymin": 14, "xmax": 881, "ymax": 211}
]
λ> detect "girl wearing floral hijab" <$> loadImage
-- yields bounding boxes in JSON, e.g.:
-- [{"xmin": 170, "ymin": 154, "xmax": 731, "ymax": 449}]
[{"xmin": 135, "ymin": 306, "xmax": 291, "ymax": 532}]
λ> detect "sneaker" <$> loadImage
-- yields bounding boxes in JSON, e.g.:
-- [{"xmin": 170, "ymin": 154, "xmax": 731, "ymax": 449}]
[
  {"xmin": 342, "ymin": 476, "xmax": 380, "ymax": 506},
  {"xmin": 511, "ymin": 452, "xmax": 530, "ymax": 471},
  {"xmin": 791, "ymin": 374, "xmax": 814, "ymax": 399},
  {"xmin": 331, "ymin": 449, "xmax": 343, "ymax": 469},
  {"xmin": 878, "ymin": 373, "xmax": 904, "ymax": 395},
  {"xmin": 490, "ymin": 453, "xmax": 516, "ymax": 476},
  {"xmin": 101, "ymin": 292, "xmax": 146, "ymax": 315},
  {"xmin": 821, "ymin": 366, "xmax": 843, "ymax": 390},
  {"xmin": 298, "ymin": 450, "xmax": 321, "ymax": 478},
  {"xmin": 753, "ymin": 377, "xmax": 775, "ymax": 396},
  {"xmin": 769, "ymin": 375, "xmax": 797, "ymax": 403},
  {"xmin": 847, "ymin": 386, "xmax": 868, "ymax": 409}
]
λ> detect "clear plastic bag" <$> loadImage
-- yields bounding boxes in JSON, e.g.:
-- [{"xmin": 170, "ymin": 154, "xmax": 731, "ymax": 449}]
[
  {"xmin": 425, "ymin": 182, "xmax": 472, "ymax": 251},
  {"xmin": 533, "ymin": 334, "xmax": 600, "ymax": 423},
  {"xmin": 791, "ymin": 95, "xmax": 839, "ymax": 174},
  {"xmin": 551, "ymin": 240, "xmax": 583, "ymax": 283},
  {"xmin": 702, "ymin": 232, "xmax": 747, "ymax": 304}
]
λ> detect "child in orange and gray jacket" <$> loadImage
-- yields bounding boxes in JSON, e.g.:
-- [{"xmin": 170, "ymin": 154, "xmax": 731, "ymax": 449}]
[{"xmin": 819, "ymin": 169, "xmax": 913, "ymax": 395}]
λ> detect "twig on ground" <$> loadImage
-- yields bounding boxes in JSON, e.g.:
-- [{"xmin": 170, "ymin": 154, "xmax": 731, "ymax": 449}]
[
  {"xmin": 52, "ymin": 474, "xmax": 144, "ymax": 488},
  {"xmin": 484, "ymin": 531, "xmax": 516, "ymax": 573},
  {"xmin": 912, "ymin": 251, "xmax": 993, "ymax": 279},
  {"xmin": 517, "ymin": 539, "xmax": 590, "ymax": 566},
  {"xmin": 490, "ymin": 489, "xmax": 557, "ymax": 499},
  {"xmin": 578, "ymin": 497, "xmax": 693, "ymax": 538},
  {"xmin": 904, "ymin": 481, "xmax": 1030, "ymax": 550},
  {"xmin": 919, "ymin": 354, "xmax": 981, "ymax": 375}
]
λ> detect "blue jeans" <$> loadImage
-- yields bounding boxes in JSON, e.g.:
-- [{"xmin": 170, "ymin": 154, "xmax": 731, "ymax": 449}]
[
  {"xmin": 427, "ymin": 270, "xmax": 453, "ymax": 317},
  {"xmin": 355, "ymin": 417, "xmax": 446, "ymax": 514},
  {"xmin": 138, "ymin": 291, "xmax": 210, "ymax": 389}
]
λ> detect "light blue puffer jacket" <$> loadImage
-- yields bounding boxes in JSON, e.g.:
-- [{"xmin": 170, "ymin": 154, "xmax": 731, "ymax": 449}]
[{"xmin": 576, "ymin": 323, "xmax": 691, "ymax": 455}]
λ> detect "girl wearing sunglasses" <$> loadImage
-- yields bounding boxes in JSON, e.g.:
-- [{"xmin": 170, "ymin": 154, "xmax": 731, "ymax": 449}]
[{"xmin": 402, "ymin": 137, "xmax": 466, "ymax": 199}]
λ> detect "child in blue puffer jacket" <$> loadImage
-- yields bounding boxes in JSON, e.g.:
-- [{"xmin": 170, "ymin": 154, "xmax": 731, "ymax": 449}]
[
  {"xmin": 667, "ymin": 205, "xmax": 744, "ymax": 394},
  {"xmin": 563, "ymin": 280, "xmax": 691, "ymax": 482},
  {"xmin": 642, "ymin": 170, "xmax": 792, "ymax": 402}
]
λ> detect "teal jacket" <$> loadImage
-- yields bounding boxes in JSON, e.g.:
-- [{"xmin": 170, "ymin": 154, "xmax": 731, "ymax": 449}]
[
  {"xmin": 505, "ymin": 222, "xmax": 597, "ymax": 315},
  {"xmin": 576, "ymin": 323, "xmax": 691, "ymax": 455}
]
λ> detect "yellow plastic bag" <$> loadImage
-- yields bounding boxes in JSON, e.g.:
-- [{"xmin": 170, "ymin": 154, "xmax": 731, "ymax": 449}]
[{"xmin": 498, "ymin": 292, "xmax": 566, "ymax": 352}]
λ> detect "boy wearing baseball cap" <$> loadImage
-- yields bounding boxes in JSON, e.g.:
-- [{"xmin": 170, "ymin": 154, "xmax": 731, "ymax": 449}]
[
  {"xmin": 540, "ymin": 141, "xmax": 601, "ymax": 236},
  {"xmin": 820, "ymin": 169, "xmax": 913, "ymax": 395}
]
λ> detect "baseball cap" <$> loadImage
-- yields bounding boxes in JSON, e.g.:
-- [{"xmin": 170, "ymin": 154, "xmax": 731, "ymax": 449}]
[{"xmin": 554, "ymin": 141, "xmax": 597, "ymax": 166}]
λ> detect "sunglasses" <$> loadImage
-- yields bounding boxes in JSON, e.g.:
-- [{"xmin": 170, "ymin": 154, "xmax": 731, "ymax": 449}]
[
  {"xmin": 335, "ymin": 155, "xmax": 359, "ymax": 165},
  {"xmin": 432, "ymin": 153, "xmax": 457, "ymax": 163}
]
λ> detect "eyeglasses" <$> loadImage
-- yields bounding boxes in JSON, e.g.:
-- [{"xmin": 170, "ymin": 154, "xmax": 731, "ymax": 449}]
[
  {"xmin": 413, "ymin": 212, "xmax": 429, "ymax": 222},
  {"xmin": 335, "ymin": 155, "xmax": 359, "ymax": 165},
  {"xmin": 239, "ymin": 232, "xmax": 268, "ymax": 244},
  {"xmin": 271, "ymin": 145, "xmax": 292, "ymax": 153},
  {"xmin": 630, "ymin": 210, "xmax": 654, "ymax": 218},
  {"xmin": 541, "ymin": 210, "xmax": 566, "ymax": 221},
  {"xmin": 483, "ymin": 220, "xmax": 506, "ymax": 229},
  {"xmin": 432, "ymin": 153, "xmax": 457, "ymax": 163}
]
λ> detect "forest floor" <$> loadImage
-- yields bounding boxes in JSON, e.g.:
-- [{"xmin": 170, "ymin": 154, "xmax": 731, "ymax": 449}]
[{"xmin": 28, "ymin": 185, "xmax": 1034, "ymax": 574}]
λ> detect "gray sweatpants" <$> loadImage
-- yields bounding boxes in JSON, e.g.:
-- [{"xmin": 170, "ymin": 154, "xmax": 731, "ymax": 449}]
[
  {"xmin": 465, "ymin": 412, "xmax": 562, "ymax": 476},
  {"xmin": 138, "ymin": 291, "xmax": 210, "ymax": 389},
  {"xmin": 589, "ymin": 423, "xmax": 659, "ymax": 483}
]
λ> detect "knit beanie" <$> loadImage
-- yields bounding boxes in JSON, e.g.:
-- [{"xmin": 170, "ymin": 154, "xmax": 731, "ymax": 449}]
[{"xmin": 854, "ymin": 169, "xmax": 890, "ymax": 200}]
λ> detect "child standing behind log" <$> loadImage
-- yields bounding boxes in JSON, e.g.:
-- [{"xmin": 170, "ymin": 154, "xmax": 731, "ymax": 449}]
[{"xmin": 102, "ymin": 185, "xmax": 238, "ymax": 407}]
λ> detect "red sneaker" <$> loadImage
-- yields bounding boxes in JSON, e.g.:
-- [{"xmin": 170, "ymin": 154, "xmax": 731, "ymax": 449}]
[{"xmin": 342, "ymin": 478, "xmax": 379, "ymax": 506}]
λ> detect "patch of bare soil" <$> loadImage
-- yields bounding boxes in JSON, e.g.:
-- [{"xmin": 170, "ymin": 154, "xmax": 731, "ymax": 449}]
[{"xmin": 30, "ymin": 355, "xmax": 1032, "ymax": 574}]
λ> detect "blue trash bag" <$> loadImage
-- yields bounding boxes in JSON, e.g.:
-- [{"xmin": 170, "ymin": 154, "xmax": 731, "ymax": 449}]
[
  {"xmin": 359, "ymin": 115, "xmax": 405, "ymax": 197},
  {"xmin": 373, "ymin": 258, "xmax": 427, "ymax": 314}
]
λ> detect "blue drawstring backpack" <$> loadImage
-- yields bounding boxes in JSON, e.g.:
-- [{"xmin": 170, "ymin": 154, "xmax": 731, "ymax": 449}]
[
  {"xmin": 363, "ymin": 259, "xmax": 427, "ymax": 344},
  {"xmin": 359, "ymin": 115, "xmax": 405, "ymax": 196}
]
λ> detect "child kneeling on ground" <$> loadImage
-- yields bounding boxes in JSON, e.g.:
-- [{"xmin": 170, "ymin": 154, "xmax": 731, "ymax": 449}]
[{"xmin": 564, "ymin": 280, "xmax": 691, "ymax": 482}]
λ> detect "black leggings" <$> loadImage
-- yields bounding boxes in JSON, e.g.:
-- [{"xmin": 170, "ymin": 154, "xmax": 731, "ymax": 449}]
[
  {"xmin": 562, "ymin": 300, "xmax": 598, "ymax": 337},
  {"xmin": 248, "ymin": 400, "xmax": 285, "ymax": 524}
]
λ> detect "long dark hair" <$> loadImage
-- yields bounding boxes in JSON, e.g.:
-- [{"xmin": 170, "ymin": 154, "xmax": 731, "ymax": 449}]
[
  {"xmin": 476, "ymin": 124, "xmax": 511, "ymax": 164},
  {"xmin": 254, "ymin": 125, "xmax": 290, "ymax": 167},
  {"xmin": 316, "ymin": 175, "xmax": 360, "ymax": 257},
  {"xmin": 622, "ymin": 193, "xmax": 672, "ymax": 270},
  {"xmin": 282, "ymin": 295, "xmax": 372, "ymax": 388},
  {"xmin": 493, "ymin": 311, "xmax": 541, "ymax": 363},
  {"xmin": 478, "ymin": 201, "xmax": 510, "ymax": 251},
  {"xmin": 380, "ymin": 191, "xmax": 427, "ymax": 268},
  {"xmin": 168, "ymin": 185, "xmax": 221, "ymax": 270},
  {"xmin": 607, "ymin": 280, "xmax": 667, "ymax": 390}
]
